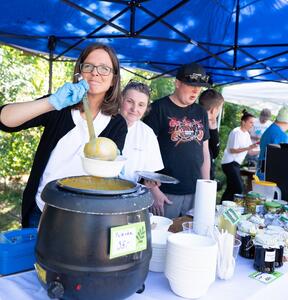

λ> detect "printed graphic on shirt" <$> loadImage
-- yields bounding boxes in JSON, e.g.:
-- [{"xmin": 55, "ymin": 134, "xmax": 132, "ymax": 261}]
[{"xmin": 168, "ymin": 116, "xmax": 204, "ymax": 146}]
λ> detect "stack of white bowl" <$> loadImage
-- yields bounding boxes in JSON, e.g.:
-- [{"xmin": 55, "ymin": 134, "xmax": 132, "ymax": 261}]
[
  {"xmin": 165, "ymin": 232, "xmax": 218, "ymax": 299},
  {"xmin": 150, "ymin": 215, "xmax": 173, "ymax": 231},
  {"xmin": 149, "ymin": 230, "xmax": 172, "ymax": 272}
]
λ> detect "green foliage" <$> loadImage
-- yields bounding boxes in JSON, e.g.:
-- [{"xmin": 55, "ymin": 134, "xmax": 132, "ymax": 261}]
[
  {"xmin": 150, "ymin": 77, "xmax": 174, "ymax": 101},
  {"xmin": 0, "ymin": 45, "xmax": 74, "ymax": 180},
  {"xmin": 0, "ymin": 181, "xmax": 23, "ymax": 231},
  {"xmin": 121, "ymin": 69, "xmax": 175, "ymax": 101},
  {"xmin": 215, "ymin": 102, "xmax": 258, "ymax": 183}
]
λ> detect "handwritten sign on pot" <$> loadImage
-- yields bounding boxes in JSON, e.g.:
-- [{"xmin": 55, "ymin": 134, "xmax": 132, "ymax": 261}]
[{"xmin": 110, "ymin": 222, "xmax": 147, "ymax": 259}]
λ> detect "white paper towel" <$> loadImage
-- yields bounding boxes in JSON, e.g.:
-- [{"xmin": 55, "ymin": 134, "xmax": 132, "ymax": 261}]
[{"xmin": 193, "ymin": 179, "xmax": 217, "ymax": 235}]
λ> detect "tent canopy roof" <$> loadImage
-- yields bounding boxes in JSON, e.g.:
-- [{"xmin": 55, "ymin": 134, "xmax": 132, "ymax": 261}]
[
  {"xmin": 1, "ymin": 0, "xmax": 288, "ymax": 85},
  {"xmin": 222, "ymin": 82, "xmax": 288, "ymax": 115}
]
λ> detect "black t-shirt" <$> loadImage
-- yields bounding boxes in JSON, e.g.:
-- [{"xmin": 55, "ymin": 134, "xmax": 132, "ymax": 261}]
[{"xmin": 143, "ymin": 96, "xmax": 209, "ymax": 194}]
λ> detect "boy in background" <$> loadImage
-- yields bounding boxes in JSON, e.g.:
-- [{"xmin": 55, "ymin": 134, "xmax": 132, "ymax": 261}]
[{"xmin": 198, "ymin": 89, "xmax": 224, "ymax": 180}]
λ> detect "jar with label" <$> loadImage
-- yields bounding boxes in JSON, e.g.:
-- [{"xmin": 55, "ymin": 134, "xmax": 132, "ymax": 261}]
[
  {"xmin": 237, "ymin": 220, "xmax": 258, "ymax": 259},
  {"xmin": 218, "ymin": 206, "xmax": 240, "ymax": 236},
  {"xmin": 265, "ymin": 226, "xmax": 285, "ymax": 268},
  {"xmin": 245, "ymin": 192, "xmax": 263, "ymax": 214},
  {"xmin": 253, "ymin": 233, "xmax": 278, "ymax": 273}
]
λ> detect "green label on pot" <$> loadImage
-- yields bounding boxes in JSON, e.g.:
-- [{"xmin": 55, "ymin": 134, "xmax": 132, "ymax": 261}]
[{"xmin": 109, "ymin": 221, "xmax": 147, "ymax": 259}]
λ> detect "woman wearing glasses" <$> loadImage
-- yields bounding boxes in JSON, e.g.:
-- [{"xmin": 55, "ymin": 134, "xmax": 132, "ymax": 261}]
[
  {"xmin": 119, "ymin": 81, "xmax": 163, "ymax": 182},
  {"xmin": 0, "ymin": 43, "xmax": 127, "ymax": 228}
]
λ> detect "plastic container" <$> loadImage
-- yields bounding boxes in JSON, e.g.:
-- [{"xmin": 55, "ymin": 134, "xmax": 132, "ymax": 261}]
[
  {"xmin": 252, "ymin": 180, "xmax": 282, "ymax": 201},
  {"xmin": 0, "ymin": 228, "xmax": 37, "ymax": 275},
  {"xmin": 150, "ymin": 215, "xmax": 173, "ymax": 231}
]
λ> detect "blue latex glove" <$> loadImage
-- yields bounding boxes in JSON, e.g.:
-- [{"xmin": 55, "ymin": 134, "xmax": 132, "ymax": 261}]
[{"xmin": 48, "ymin": 80, "xmax": 89, "ymax": 110}]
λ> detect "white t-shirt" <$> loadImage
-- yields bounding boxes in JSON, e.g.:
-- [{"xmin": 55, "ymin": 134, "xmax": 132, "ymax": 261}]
[
  {"xmin": 250, "ymin": 118, "xmax": 272, "ymax": 143},
  {"xmin": 36, "ymin": 109, "xmax": 111, "ymax": 211},
  {"xmin": 222, "ymin": 127, "xmax": 252, "ymax": 165},
  {"xmin": 120, "ymin": 120, "xmax": 164, "ymax": 182}
]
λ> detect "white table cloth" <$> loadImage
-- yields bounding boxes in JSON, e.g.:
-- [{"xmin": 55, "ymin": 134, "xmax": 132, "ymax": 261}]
[{"xmin": 0, "ymin": 257, "xmax": 287, "ymax": 300}]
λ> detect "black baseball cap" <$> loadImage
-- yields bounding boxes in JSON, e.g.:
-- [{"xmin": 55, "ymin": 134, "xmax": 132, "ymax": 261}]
[{"xmin": 176, "ymin": 62, "xmax": 211, "ymax": 87}]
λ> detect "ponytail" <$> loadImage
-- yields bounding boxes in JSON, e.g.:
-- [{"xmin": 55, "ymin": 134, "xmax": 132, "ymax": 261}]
[{"xmin": 241, "ymin": 109, "xmax": 254, "ymax": 122}]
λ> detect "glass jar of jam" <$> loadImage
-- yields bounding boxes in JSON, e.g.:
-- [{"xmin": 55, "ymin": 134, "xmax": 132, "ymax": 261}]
[
  {"xmin": 245, "ymin": 192, "xmax": 262, "ymax": 214},
  {"xmin": 234, "ymin": 194, "xmax": 245, "ymax": 207},
  {"xmin": 253, "ymin": 233, "xmax": 278, "ymax": 273},
  {"xmin": 237, "ymin": 231, "xmax": 255, "ymax": 259}
]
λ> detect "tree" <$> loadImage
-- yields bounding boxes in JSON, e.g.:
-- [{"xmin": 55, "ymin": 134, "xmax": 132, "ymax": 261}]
[{"xmin": 0, "ymin": 45, "xmax": 74, "ymax": 181}]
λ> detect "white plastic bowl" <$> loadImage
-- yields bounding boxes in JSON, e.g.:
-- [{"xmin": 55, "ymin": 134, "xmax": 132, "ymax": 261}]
[
  {"xmin": 150, "ymin": 215, "xmax": 173, "ymax": 231},
  {"xmin": 81, "ymin": 155, "xmax": 126, "ymax": 178}
]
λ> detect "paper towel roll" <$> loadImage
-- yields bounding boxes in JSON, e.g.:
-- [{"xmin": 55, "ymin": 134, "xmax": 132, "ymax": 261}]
[{"xmin": 193, "ymin": 179, "xmax": 217, "ymax": 235}]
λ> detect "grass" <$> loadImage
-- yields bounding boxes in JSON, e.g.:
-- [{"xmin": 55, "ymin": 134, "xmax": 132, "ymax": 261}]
[{"xmin": 0, "ymin": 179, "xmax": 23, "ymax": 232}]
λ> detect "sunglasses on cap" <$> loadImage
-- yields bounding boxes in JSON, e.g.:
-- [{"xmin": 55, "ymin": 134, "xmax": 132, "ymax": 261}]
[{"xmin": 184, "ymin": 73, "xmax": 210, "ymax": 84}]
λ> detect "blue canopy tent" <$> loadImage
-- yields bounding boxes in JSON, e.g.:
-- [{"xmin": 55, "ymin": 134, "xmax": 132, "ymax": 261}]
[{"xmin": 0, "ymin": 0, "xmax": 288, "ymax": 91}]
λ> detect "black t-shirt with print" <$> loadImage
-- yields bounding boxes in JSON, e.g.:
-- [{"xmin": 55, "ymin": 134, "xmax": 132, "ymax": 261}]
[{"xmin": 143, "ymin": 96, "xmax": 209, "ymax": 195}]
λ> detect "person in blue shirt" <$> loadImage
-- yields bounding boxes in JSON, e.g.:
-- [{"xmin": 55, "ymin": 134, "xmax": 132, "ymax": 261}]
[{"xmin": 257, "ymin": 105, "xmax": 288, "ymax": 180}]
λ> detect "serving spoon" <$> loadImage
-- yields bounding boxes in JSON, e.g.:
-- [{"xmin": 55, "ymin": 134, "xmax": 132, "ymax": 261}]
[{"xmin": 82, "ymin": 92, "xmax": 99, "ymax": 158}]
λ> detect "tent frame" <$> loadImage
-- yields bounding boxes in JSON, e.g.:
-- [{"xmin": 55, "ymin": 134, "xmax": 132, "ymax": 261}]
[{"xmin": 1, "ymin": 0, "xmax": 287, "ymax": 92}]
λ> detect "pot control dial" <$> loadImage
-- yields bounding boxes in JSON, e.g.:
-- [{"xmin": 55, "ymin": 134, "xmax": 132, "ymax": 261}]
[{"xmin": 47, "ymin": 281, "xmax": 65, "ymax": 299}]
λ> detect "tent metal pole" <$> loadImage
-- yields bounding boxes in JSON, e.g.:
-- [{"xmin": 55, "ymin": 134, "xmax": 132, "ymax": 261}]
[
  {"xmin": 48, "ymin": 36, "xmax": 57, "ymax": 94},
  {"xmin": 233, "ymin": 0, "xmax": 240, "ymax": 68}
]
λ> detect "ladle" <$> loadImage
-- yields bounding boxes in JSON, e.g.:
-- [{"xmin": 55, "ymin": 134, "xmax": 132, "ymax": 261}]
[{"xmin": 82, "ymin": 92, "xmax": 98, "ymax": 158}]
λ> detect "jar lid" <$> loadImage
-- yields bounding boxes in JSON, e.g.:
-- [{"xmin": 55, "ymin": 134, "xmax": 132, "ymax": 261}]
[
  {"xmin": 264, "ymin": 201, "xmax": 282, "ymax": 208},
  {"xmin": 254, "ymin": 233, "xmax": 279, "ymax": 248},
  {"xmin": 246, "ymin": 191, "xmax": 261, "ymax": 198},
  {"xmin": 237, "ymin": 220, "xmax": 258, "ymax": 235},
  {"xmin": 266, "ymin": 225, "xmax": 285, "ymax": 233},
  {"xmin": 222, "ymin": 200, "xmax": 237, "ymax": 207},
  {"xmin": 252, "ymin": 180, "xmax": 277, "ymax": 187},
  {"xmin": 234, "ymin": 193, "xmax": 245, "ymax": 199}
]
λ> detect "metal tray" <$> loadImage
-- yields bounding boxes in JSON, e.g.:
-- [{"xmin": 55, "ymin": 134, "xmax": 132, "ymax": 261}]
[
  {"xmin": 136, "ymin": 171, "xmax": 179, "ymax": 184},
  {"xmin": 57, "ymin": 176, "xmax": 138, "ymax": 195}
]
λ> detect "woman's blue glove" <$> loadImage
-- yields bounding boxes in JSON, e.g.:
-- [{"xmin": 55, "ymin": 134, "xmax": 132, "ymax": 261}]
[{"xmin": 48, "ymin": 80, "xmax": 89, "ymax": 110}]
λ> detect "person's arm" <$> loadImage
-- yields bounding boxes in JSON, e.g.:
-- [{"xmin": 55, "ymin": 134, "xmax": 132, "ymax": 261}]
[
  {"xmin": 0, "ymin": 80, "xmax": 88, "ymax": 128},
  {"xmin": 149, "ymin": 185, "xmax": 172, "ymax": 216},
  {"xmin": 201, "ymin": 140, "xmax": 210, "ymax": 179},
  {"xmin": 0, "ymin": 98, "xmax": 54, "ymax": 127},
  {"xmin": 229, "ymin": 143, "xmax": 258, "ymax": 154}
]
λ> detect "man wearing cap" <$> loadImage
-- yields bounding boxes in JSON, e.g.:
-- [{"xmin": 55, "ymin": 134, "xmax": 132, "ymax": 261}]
[
  {"xmin": 143, "ymin": 62, "xmax": 211, "ymax": 218},
  {"xmin": 257, "ymin": 105, "xmax": 288, "ymax": 180}
]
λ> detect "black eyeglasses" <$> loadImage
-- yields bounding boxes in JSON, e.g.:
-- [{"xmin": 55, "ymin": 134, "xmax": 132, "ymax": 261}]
[
  {"xmin": 185, "ymin": 73, "xmax": 210, "ymax": 83},
  {"xmin": 80, "ymin": 63, "xmax": 113, "ymax": 76}
]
